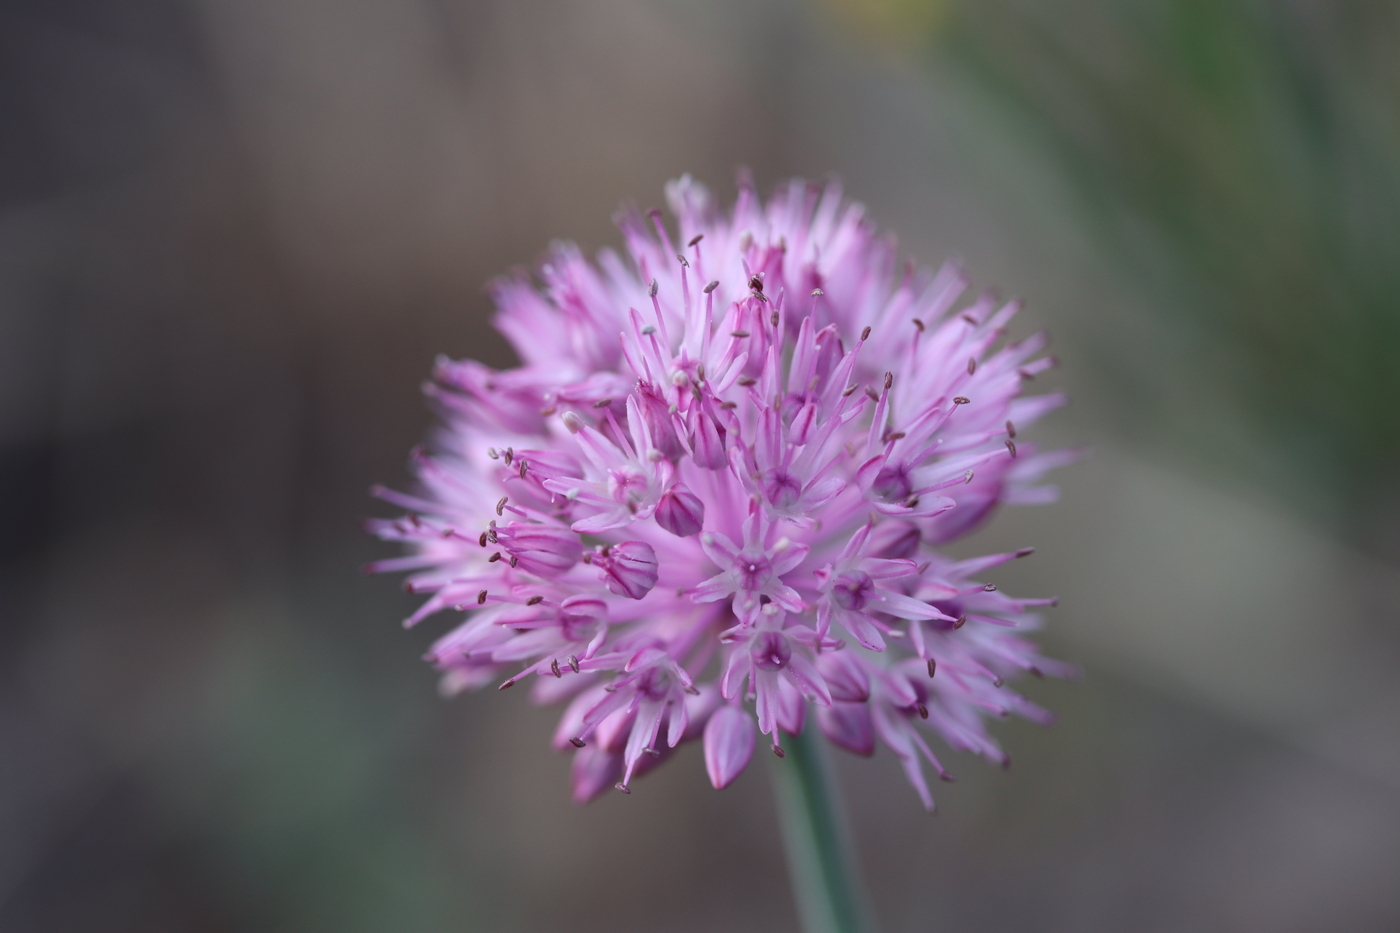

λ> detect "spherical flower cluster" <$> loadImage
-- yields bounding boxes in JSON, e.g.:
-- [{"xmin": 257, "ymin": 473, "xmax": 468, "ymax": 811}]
[{"xmin": 369, "ymin": 175, "xmax": 1075, "ymax": 808}]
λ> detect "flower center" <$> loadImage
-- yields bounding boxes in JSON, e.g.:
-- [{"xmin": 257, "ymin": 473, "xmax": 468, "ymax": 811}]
[
  {"xmin": 831, "ymin": 570, "xmax": 875, "ymax": 611},
  {"xmin": 871, "ymin": 463, "xmax": 912, "ymax": 500},
  {"xmin": 734, "ymin": 551, "xmax": 773, "ymax": 591},
  {"xmin": 750, "ymin": 631, "xmax": 791, "ymax": 672},
  {"xmin": 762, "ymin": 468, "xmax": 802, "ymax": 510}
]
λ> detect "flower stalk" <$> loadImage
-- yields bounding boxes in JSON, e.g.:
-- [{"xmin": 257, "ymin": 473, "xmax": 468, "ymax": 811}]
[{"xmin": 771, "ymin": 726, "xmax": 875, "ymax": 933}]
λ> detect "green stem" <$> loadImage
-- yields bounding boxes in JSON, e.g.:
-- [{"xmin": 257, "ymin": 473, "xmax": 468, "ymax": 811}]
[{"xmin": 770, "ymin": 725, "xmax": 876, "ymax": 933}]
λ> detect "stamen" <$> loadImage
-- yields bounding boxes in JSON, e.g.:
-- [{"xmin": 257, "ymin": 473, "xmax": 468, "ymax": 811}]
[
  {"xmin": 860, "ymin": 326, "xmax": 871, "ymax": 341},
  {"xmin": 927, "ymin": 659, "xmax": 937, "ymax": 678},
  {"xmin": 615, "ymin": 782, "xmax": 631, "ymax": 794},
  {"xmin": 953, "ymin": 396, "xmax": 970, "ymax": 405},
  {"xmin": 593, "ymin": 398, "xmax": 612, "ymax": 408},
  {"xmin": 498, "ymin": 678, "xmax": 516, "ymax": 690},
  {"xmin": 477, "ymin": 589, "xmax": 488, "ymax": 604},
  {"xmin": 478, "ymin": 531, "xmax": 488, "ymax": 547},
  {"xmin": 568, "ymin": 655, "xmax": 580, "ymax": 673},
  {"xmin": 917, "ymin": 704, "xmax": 929, "ymax": 719},
  {"xmin": 967, "ymin": 357, "xmax": 977, "ymax": 375},
  {"xmin": 648, "ymin": 279, "xmax": 658, "ymax": 298},
  {"xmin": 509, "ymin": 555, "xmax": 518, "ymax": 568},
  {"xmin": 688, "ymin": 233, "xmax": 704, "ymax": 247},
  {"xmin": 704, "ymin": 280, "xmax": 719, "ymax": 294},
  {"xmin": 488, "ymin": 552, "xmax": 502, "ymax": 562},
  {"xmin": 730, "ymin": 330, "xmax": 750, "ymax": 338},
  {"xmin": 771, "ymin": 744, "xmax": 785, "ymax": 758},
  {"xmin": 953, "ymin": 614, "xmax": 967, "ymax": 629},
  {"xmin": 883, "ymin": 372, "xmax": 893, "ymax": 390},
  {"xmin": 1005, "ymin": 439, "xmax": 1018, "ymax": 458},
  {"xmin": 570, "ymin": 736, "xmax": 586, "ymax": 747},
  {"xmin": 677, "ymin": 254, "xmax": 689, "ymax": 267},
  {"xmin": 842, "ymin": 384, "xmax": 857, "ymax": 396},
  {"xmin": 864, "ymin": 386, "xmax": 879, "ymax": 401},
  {"xmin": 912, "ymin": 318, "xmax": 924, "ymax": 332},
  {"xmin": 526, "ymin": 595, "xmax": 544, "ymax": 605},
  {"xmin": 983, "ymin": 583, "xmax": 997, "ymax": 592},
  {"xmin": 551, "ymin": 658, "xmax": 562, "ymax": 678},
  {"xmin": 487, "ymin": 447, "xmax": 499, "ymax": 459},
  {"xmin": 737, "ymin": 376, "xmax": 757, "ymax": 387},
  {"xmin": 1006, "ymin": 420, "xmax": 1017, "ymax": 438},
  {"xmin": 496, "ymin": 496, "xmax": 508, "ymax": 516}
]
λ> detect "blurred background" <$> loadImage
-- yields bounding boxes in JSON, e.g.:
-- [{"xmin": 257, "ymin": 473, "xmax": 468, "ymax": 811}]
[{"xmin": 3, "ymin": 0, "xmax": 1399, "ymax": 930}]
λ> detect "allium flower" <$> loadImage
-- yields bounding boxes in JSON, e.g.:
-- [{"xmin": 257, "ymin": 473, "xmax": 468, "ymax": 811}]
[{"xmin": 369, "ymin": 175, "xmax": 1075, "ymax": 809}]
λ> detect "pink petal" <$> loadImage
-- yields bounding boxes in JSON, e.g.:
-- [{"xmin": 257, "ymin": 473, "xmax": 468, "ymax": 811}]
[{"xmin": 703, "ymin": 706, "xmax": 755, "ymax": 789}]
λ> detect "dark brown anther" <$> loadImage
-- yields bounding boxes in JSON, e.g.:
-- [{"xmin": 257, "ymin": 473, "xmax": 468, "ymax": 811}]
[
  {"xmin": 904, "ymin": 495, "xmax": 920, "ymax": 509},
  {"xmin": 939, "ymin": 772, "xmax": 957, "ymax": 783},
  {"xmin": 1005, "ymin": 439, "xmax": 1018, "ymax": 458},
  {"xmin": 1006, "ymin": 420, "xmax": 1016, "ymax": 438},
  {"xmin": 498, "ymin": 678, "xmax": 516, "ymax": 690},
  {"xmin": 526, "ymin": 595, "xmax": 544, "ymax": 605},
  {"xmin": 992, "ymin": 676, "xmax": 1004, "ymax": 688},
  {"xmin": 615, "ymin": 782, "xmax": 631, "ymax": 794},
  {"xmin": 748, "ymin": 275, "xmax": 764, "ymax": 293},
  {"xmin": 648, "ymin": 279, "xmax": 658, "ymax": 298},
  {"xmin": 1029, "ymin": 666, "xmax": 1044, "ymax": 679},
  {"xmin": 509, "ymin": 556, "xmax": 518, "ymax": 568},
  {"xmin": 568, "ymin": 655, "xmax": 580, "ymax": 673},
  {"xmin": 569, "ymin": 736, "xmax": 586, "ymax": 748},
  {"xmin": 983, "ymin": 583, "xmax": 997, "ymax": 592},
  {"xmin": 912, "ymin": 318, "xmax": 925, "ymax": 332},
  {"xmin": 883, "ymin": 372, "xmax": 893, "ymax": 390},
  {"xmin": 479, "ymin": 531, "xmax": 488, "ymax": 547},
  {"xmin": 677, "ymin": 254, "xmax": 689, "ymax": 267},
  {"xmin": 927, "ymin": 659, "xmax": 937, "ymax": 678},
  {"xmin": 1018, "ymin": 367, "xmax": 1034, "ymax": 381},
  {"xmin": 860, "ymin": 325, "xmax": 871, "ymax": 341},
  {"xmin": 730, "ymin": 330, "xmax": 750, "ymax": 338},
  {"xmin": 737, "ymin": 375, "xmax": 757, "ymax": 386},
  {"xmin": 864, "ymin": 386, "xmax": 880, "ymax": 402},
  {"xmin": 771, "ymin": 744, "xmax": 785, "ymax": 759},
  {"xmin": 703, "ymin": 280, "xmax": 719, "ymax": 294},
  {"xmin": 720, "ymin": 401, "xmax": 737, "ymax": 410},
  {"xmin": 593, "ymin": 398, "xmax": 612, "ymax": 408},
  {"xmin": 953, "ymin": 614, "xmax": 967, "ymax": 629},
  {"xmin": 688, "ymin": 233, "xmax": 704, "ymax": 247},
  {"xmin": 696, "ymin": 362, "xmax": 706, "ymax": 382},
  {"xmin": 518, "ymin": 459, "xmax": 528, "ymax": 478},
  {"xmin": 886, "ymin": 431, "xmax": 906, "ymax": 441},
  {"xmin": 488, "ymin": 551, "xmax": 502, "ymax": 562},
  {"xmin": 477, "ymin": 589, "xmax": 488, "ymax": 604},
  {"xmin": 550, "ymin": 658, "xmax": 562, "ymax": 678},
  {"xmin": 917, "ymin": 704, "xmax": 929, "ymax": 720},
  {"xmin": 961, "ymin": 312, "xmax": 978, "ymax": 325},
  {"xmin": 1015, "ymin": 547, "xmax": 1034, "ymax": 558},
  {"xmin": 487, "ymin": 528, "xmax": 498, "ymax": 542},
  {"xmin": 496, "ymin": 496, "xmax": 508, "ymax": 516},
  {"xmin": 770, "ymin": 310, "xmax": 779, "ymax": 327},
  {"xmin": 403, "ymin": 581, "xmax": 416, "ymax": 593},
  {"xmin": 1001, "ymin": 756, "xmax": 1013, "ymax": 771},
  {"xmin": 953, "ymin": 396, "xmax": 970, "ymax": 405}
]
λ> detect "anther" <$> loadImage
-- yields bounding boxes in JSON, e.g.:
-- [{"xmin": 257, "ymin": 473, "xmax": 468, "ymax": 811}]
[
  {"xmin": 883, "ymin": 372, "xmax": 893, "ymax": 390},
  {"xmin": 771, "ymin": 744, "xmax": 785, "ymax": 759},
  {"xmin": 983, "ymin": 583, "xmax": 997, "ymax": 592},
  {"xmin": 886, "ymin": 431, "xmax": 906, "ymax": 441},
  {"xmin": 770, "ymin": 310, "xmax": 779, "ymax": 327},
  {"xmin": 641, "ymin": 325, "xmax": 656, "ymax": 335},
  {"xmin": 539, "ymin": 405, "xmax": 557, "ymax": 416},
  {"xmin": 738, "ymin": 376, "xmax": 757, "ymax": 386},
  {"xmin": 704, "ymin": 280, "xmax": 719, "ymax": 294},
  {"xmin": 496, "ymin": 496, "xmax": 508, "ymax": 516},
  {"xmin": 967, "ymin": 357, "xmax": 977, "ymax": 375},
  {"xmin": 503, "ymin": 448, "xmax": 513, "ymax": 465},
  {"xmin": 498, "ymin": 678, "xmax": 515, "ymax": 690},
  {"xmin": 677, "ymin": 254, "xmax": 689, "ymax": 267},
  {"xmin": 1015, "ymin": 547, "xmax": 1035, "ymax": 558},
  {"xmin": 1005, "ymin": 439, "xmax": 1018, "ymax": 458},
  {"xmin": 648, "ymin": 279, "xmax": 658, "ymax": 298},
  {"xmin": 644, "ymin": 747, "xmax": 660, "ymax": 758},
  {"xmin": 864, "ymin": 386, "xmax": 879, "ymax": 401},
  {"xmin": 1006, "ymin": 420, "xmax": 1016, "ymax": 438},
  {"xmin": 509, "ymin": 555, "xmax": 518, "ymax": 568},
  {"xmin": 593, "ymin": 398, "xmax": 612, "ymax": 408},
  {"xmin": 860, "ymin": 326, "xmax": 871, "ymax": 341},
  {"xmin": 842, "ymin": 384, "xmax": 857, "ymax": 396},
  {"xmin": 964, "ymin": 470, "xmax": 974, "ymax": 484},
  {"xmin": 518, "ymin": 459, "xmax": 528, "ymax": 478},
  {"xmin": 568, "ymin": 655, "xmax": 580, "ymax": 673},
  {"xmin": 477, "ymin": 589, "xmax": 488, "ymax": 604},
  {"xmin": 811, "ymin": 288, "xmax": 824, "ymax": 297},
  {"xmin": 912, "ymin": 318, "xmax": 925, "ymax": 332},
  {"xmin": 992, "ymin": 676, "xmax": 1004, "ymax": 688},
  {"xmin": 953, "ymin": 614, "xmax": 967, "ymax": 629},
  {"xmin": 526, "ymin": 595, "xmax": 544, "ymax": 605},
  {"xmin": 688, "ymin": 233, "xmax": 704, "ymax": 247},
  {"xmin": 551, "ymin": 658, "xmax": 562, "ymax": 678},
  {"xmin": 720, "ymin": 401, "xmax": 737, "ymax": 410},
  {"xmin": 927, "ymin": 659, "xmax": 937, "ymax": 678},
  {"xmin": 479, "ymin": 531, "xmax": 488, "ymax": 547},
  {"xmin": 917, "ymin": 704, "xmax": 929, "ymax": 719},
  {"xmin": 487, "ymin": 447, "xmax": 499, "ymax": 459},
  {"xmin": 748, "ymin": 275, "xmax": 764, "ymax": 293},
  {"xmin": 569, "ymin": 736, "xmax": 586, "ymax": 747},
  {"xmin": 488, "ymin": 551, "xmax": 502, "ymax": 562},
  {"xmin": 730, "ymin": 330, "xmax": 750, "ymax": 338},
  {"xmin": 562, "ymin": 411, "xmax": 584, "ymax": 434},
  {"xmin": 615, "ymin": 782, "xmax": 631, "ymax": 794},
  {"xmin": 953, "ymin": 396, "xmax": 970, "ymax": 405}
]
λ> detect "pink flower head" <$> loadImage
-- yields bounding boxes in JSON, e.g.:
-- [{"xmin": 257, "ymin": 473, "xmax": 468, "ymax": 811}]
[{"xmin": 369, "ymin": 174, "xmax": 1075, "ymax": 808}]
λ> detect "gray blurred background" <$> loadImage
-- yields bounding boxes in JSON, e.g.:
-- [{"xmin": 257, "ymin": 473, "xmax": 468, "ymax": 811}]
[{"xmin": 2, "ymin": 0, "xmax": 1398, "ymax": 930}]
